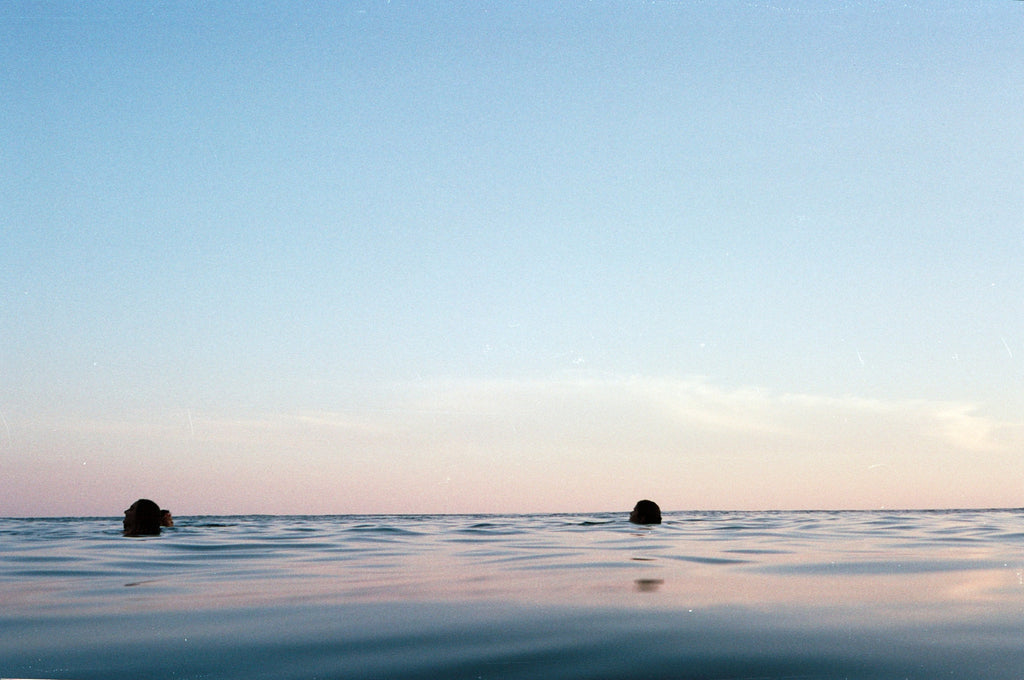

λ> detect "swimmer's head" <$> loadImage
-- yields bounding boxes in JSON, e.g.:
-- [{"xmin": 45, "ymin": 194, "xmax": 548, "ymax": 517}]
[
  {"xmin": 123, "ymin": 498, "xmax": 162, "ymax": 536},
  {"xmin": 629, "ymin": 499, "xmax": 662, "ymax": 525}
]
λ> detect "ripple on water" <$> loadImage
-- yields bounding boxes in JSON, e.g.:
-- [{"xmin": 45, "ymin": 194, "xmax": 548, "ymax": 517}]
[{"xmin": 3, "ymin": 511, "xmax": 1024, "ymax": 679}]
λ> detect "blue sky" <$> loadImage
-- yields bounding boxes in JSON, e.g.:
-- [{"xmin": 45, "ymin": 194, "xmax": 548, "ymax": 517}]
[{"xmin": 2, "ymin": 1, "xmax": 1022, "ymax": 515}]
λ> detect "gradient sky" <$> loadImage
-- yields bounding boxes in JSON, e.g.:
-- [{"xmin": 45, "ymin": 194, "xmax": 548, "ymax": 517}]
[{"xmin": 2, "ymin": 1, "xmax": 1023, "ymax": 516}]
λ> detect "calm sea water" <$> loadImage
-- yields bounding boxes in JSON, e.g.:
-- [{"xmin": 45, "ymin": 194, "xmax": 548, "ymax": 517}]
[{"xmin": 2, "ymin": 510, "xmax": 1023, "ymax": 679}]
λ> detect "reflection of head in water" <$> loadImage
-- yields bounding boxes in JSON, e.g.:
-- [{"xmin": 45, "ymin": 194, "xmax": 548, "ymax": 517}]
[
  {"xmin": 634, "ymin": 578, "xmax": 664, "ymax": 593},
  {"xmin": 629, "ymin": 499, "xmax": 662, "ymax": 525},
  {"xmin": 123, "ymin": 499, "xmax": 163, "ymax": 536}
]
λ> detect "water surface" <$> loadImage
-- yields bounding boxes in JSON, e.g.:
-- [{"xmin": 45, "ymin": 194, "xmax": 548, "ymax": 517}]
[{"xmin": 2, "ymin": 510, "xmax": 1023, "ymax": 678}]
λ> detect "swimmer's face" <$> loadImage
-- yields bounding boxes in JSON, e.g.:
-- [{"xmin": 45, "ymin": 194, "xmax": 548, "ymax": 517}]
[{"xmin": 123, "ymin": 505, "xmax": 138, "ymax": 534}]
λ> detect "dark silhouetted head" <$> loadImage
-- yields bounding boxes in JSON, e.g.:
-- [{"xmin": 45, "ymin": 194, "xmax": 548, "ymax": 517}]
[
  {"xmin": 629, "ymin": 499, "xmax": 662, "ymax": 525},
  {"xmin": 123, "ymin": 498, "xmax": 163, "ymax": 536}
]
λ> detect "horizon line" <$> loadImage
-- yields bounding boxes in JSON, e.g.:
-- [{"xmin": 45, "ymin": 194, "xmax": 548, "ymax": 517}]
[{"xmin": 4, "ymin": 506, "xmax": 1022, "ymax": 520}]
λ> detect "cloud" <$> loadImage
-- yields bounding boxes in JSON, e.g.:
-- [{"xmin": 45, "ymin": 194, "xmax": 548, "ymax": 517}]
[{"xmin": 383, "ymin": 375, "xmax": 1021, "ymax": 456}]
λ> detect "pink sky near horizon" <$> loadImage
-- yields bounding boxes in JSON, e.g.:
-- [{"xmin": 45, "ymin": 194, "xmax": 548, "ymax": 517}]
[{"xmin": 4, "ymin": 377, "xmax": 1022, "ymax": 517}]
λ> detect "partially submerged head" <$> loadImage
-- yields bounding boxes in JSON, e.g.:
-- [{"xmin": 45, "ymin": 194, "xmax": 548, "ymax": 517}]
[
  {"xmin": 123, "ymin": 498, "xmax": 163, "ymax": 536},
  {"xmin": 629, "ymin": 499, "xmax": 662, "ymax": 525},
  {"xmin": 160, "ymin": 509, "xmax": 174, "ymax": 527}
]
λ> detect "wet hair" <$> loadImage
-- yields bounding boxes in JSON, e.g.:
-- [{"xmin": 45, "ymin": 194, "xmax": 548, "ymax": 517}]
[
  {"xmin": 629, "ymin": 499, "xmax": 662, "ymax": 525},
  {"xmin": 123, "ymin": 498, "xmax": 163, "ymax": 536}
]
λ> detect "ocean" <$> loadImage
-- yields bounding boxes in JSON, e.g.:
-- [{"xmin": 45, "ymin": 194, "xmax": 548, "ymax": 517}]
[{"xmin": 2, "ymin": 510, "xmax": 1023, "ymax": 679}]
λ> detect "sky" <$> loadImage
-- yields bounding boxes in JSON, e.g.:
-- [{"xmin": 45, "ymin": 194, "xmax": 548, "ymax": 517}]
[{"xmin": 2, "ymin": 1, "xmax": 1023, "ymax": 516}]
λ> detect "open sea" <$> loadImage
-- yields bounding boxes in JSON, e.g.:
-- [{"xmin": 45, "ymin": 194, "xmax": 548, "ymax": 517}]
[{"xmin": 2, "ymin": 510, "xmax": 1023, "ymax": 679}]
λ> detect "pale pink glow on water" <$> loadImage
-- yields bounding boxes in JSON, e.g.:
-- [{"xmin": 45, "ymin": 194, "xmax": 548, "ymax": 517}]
[{"xmin": 5, "ymin": 512, "xmax": 1021, "ymax": 627}]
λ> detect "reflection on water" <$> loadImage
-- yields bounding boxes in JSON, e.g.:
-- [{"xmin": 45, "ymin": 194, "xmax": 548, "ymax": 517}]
[
  {"xmin": 2, "ymin": 511, "xmax": 1023, "ymax": 609},
  {"xmin": 2, "ymin": 510, "xmax": 1024, "ymax": 679},
  {"xmin": 633, "ymin": 578, "xmax": 664, "ymax": 592},
  {"xmin": 2, "ymin": 511, "xmax": 1023, "ymax": 615}
]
